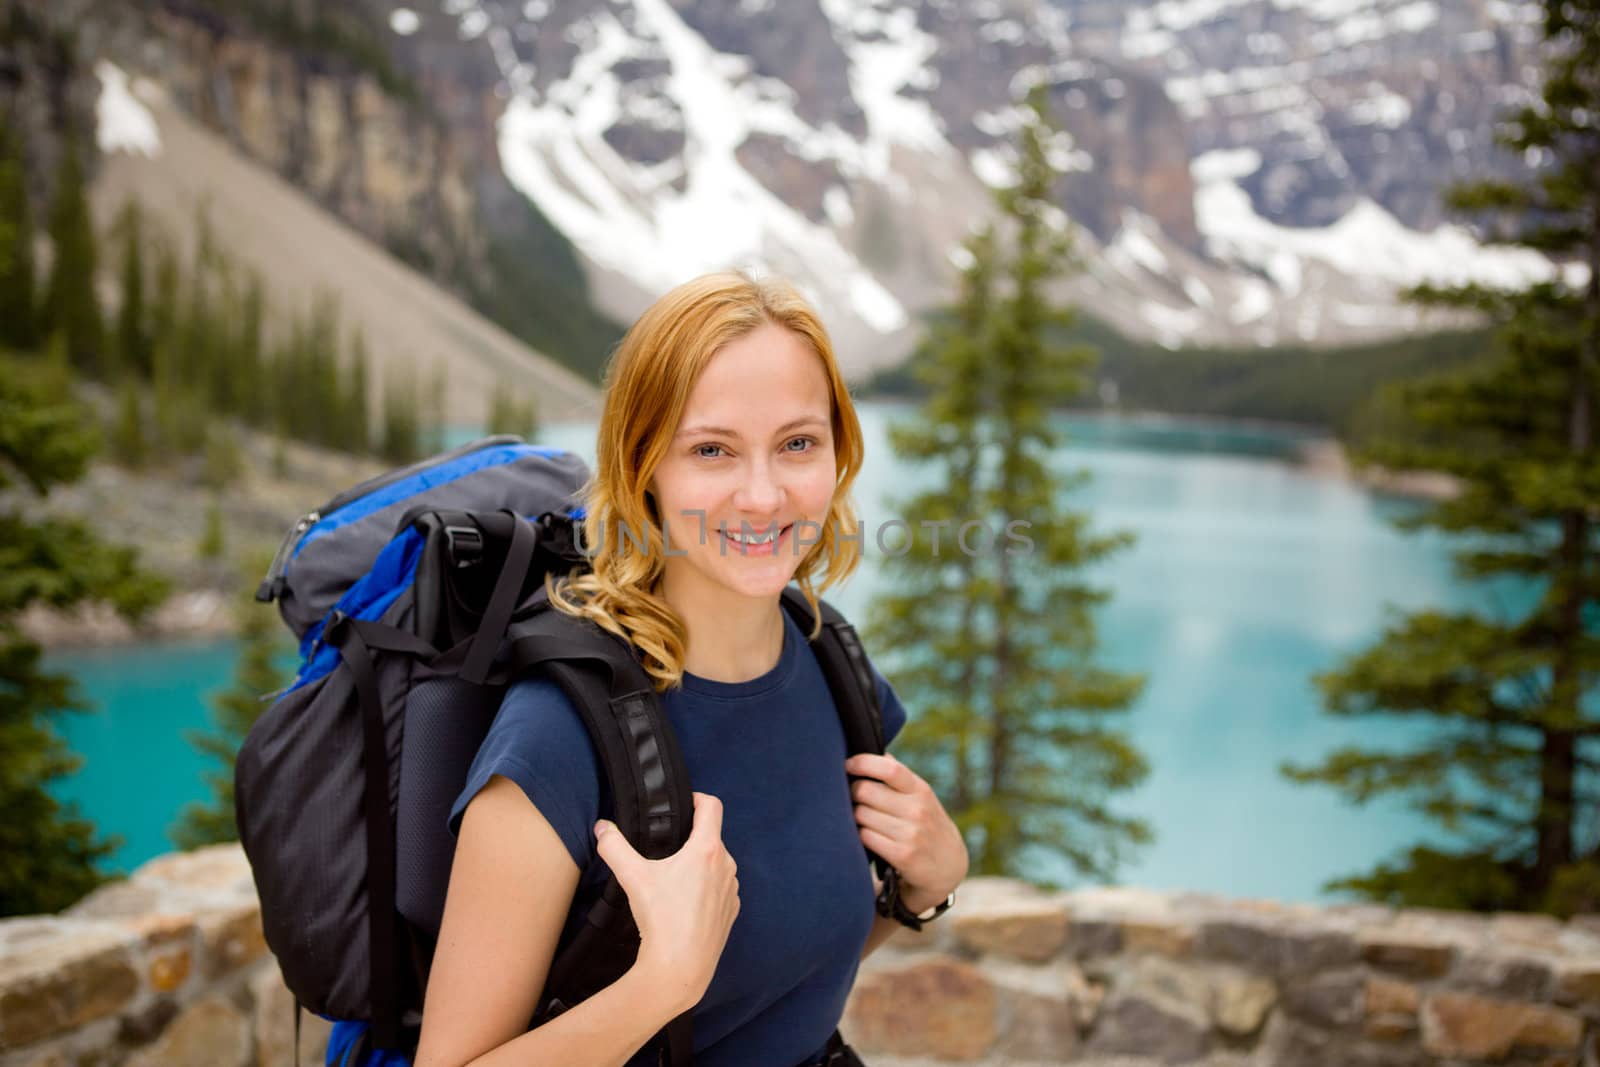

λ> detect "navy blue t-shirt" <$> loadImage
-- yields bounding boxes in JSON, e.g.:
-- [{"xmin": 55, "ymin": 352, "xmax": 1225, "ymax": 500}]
[{"xmin": 447, "ymin": 606, "xmax": 907, "ymax": 1067}]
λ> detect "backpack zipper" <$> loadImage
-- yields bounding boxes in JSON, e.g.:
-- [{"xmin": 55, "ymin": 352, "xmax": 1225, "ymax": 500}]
[
  {"xmin": 252, "ymin": 436, "xmax": 527, "ymax": 604},
  {"xmin": 255, "ymin": 510, "xmax": 320, "ymax": 603}
]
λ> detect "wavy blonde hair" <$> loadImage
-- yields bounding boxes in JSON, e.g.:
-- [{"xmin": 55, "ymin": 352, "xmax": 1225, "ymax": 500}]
[{"xmin": 547, "ymin": 271, "xmax": 866, "ymax": 691}]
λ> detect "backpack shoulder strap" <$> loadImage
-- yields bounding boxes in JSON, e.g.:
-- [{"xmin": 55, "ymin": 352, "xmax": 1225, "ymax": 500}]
[
  {"xmin": 779, "ymin": 586, "xmax": 895, "ymax": 891},
  {"xmin": 502, "ymin": 606, "xmax": 693, "ymax": 860},
  {"xmin": 779, "ymin": 586, "xmax": 885, "ymax": 758},
  {"xmin": 501, "ymin": 605, "xmax": 695, "ymax": 1065}
]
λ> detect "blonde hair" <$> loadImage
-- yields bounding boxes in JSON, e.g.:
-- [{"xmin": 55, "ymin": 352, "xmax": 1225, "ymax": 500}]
[{"xmin": 547, "ymin": 271, "xmax": 866, "ymax": 691}]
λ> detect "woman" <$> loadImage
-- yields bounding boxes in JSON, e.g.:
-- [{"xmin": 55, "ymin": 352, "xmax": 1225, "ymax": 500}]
[{"xmin": 413, "ymin": 272, "xmax": 969, "ymax": 1067}]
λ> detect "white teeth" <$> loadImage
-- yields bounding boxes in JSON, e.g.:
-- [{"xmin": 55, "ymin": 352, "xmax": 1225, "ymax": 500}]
[{"xmin": 725, "ymin": 525, "xmax": 783, "ymax": 544}]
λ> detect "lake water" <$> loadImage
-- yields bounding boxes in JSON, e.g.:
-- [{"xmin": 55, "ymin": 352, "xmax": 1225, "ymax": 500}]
[{"xmin": 48, "ymin": 403, "xmax": 1533, "ymax": 903}]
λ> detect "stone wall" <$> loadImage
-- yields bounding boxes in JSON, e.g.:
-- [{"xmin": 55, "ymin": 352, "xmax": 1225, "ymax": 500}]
[
  {"xmin": 846, "ymin": 879, "xmax": 1600, "ymax": 1067},
  {"xmin": 4, "ymin": 846, "xmax": 1598, "ymax": 1066},
  {"xmin": 0, "ymin": 845, "xmax": 329, "ymax": 1067}
]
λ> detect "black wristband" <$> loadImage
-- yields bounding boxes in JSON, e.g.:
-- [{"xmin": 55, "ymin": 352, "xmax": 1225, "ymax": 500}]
[{"xmin": 874, "ymin": 866, "xmax": 954, "ymax": 932}]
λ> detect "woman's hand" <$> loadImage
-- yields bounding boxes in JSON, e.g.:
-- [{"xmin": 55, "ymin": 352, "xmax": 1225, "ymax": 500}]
[
  {"xmin": 844, "ymin": 753, "xmax": 969, "ymax": 911},
  {"xmin": 595, "ymin": 791, "xmax": 740, "ymax": 1014}
]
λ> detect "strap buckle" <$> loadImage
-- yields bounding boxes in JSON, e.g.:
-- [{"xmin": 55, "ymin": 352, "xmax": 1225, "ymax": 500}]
[{"xmin": 444, "ymin": 524, "xmax": 484, "ymax": 568}]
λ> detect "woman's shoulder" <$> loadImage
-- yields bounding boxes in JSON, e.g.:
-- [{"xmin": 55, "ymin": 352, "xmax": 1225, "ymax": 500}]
[
  {"xmin": 450, "ymin": 674, "xmax": 607, "ymax": 867},
  {"xmin": 483, "ymin": 675, "xmax": 601, "ymax": 773}
]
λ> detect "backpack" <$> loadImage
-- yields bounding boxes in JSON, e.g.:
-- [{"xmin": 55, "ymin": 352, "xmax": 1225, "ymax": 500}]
[{"xmin": 235, "ymin": 436, "xmax": 894, "ymax": 1067}]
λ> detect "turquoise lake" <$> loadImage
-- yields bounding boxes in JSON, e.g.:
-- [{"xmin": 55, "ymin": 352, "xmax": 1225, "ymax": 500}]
[{"xmin": 47, "ymin": 402, "xmax": 1534, "ymax": 904}]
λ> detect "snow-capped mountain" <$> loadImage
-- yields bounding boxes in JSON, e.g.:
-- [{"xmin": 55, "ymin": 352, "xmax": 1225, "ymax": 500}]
[
  {"xmin": 372, "ymin": 0, "xmax": 1578, "ymax": 365},
  {"xmin": 72, "ymin": 0, "xmax": 1585, "ymax": 378}
]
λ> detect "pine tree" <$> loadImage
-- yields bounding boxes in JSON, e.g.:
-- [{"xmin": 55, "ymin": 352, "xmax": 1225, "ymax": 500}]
[
  {"xmin": 114, "ymin": 201, "xmax": 150, "ymax": 378},
  {"xmin": 41, "ymin": 135, "xmax": 104, "ymax": 377},
  {"xmin": 148, "ymin": 236, "xmax": 180, "ymax": 378},
  {"xmin": 424, "ymin": 362, "xmax": 448, "ymax": 455},
  {"xmin": 201, "ymin": 424, "xmax": 244, "ymax": 491},
  {"xmin": 1284, "ymin": 0, "xmax": 1600, "ymax": 915},
  {"xmin": 0, "ymin": 353, "xmax": 167, "ymax": 915},
  {"xmin": 486, "ymin": 380, "xmax": 538, "ymax": 439},
  {"xmin": 110, "ymin": 377, "xmax": 146, "ymax": 468},
  {"xmin": 235, "ymin": 273, "xmax": 266, "ymax": 427},
  {"xmin": 197, "ymin": 496, "xmax": 226, "ymax": 559},
  {"xmin": 306, "ymin": 292, "xmax": 342, "ymax": 447},
  {"xmin": 865, "ymin": 85, "xmax": 1149, "ymax": 883},
  {"xmin": 380, "ymin": 369, "xmax": 421, "ymax": 465},
  {"xmin": 170, "ymin": 564, "xmax": 287, "ymax": 849},
  {"xmin": 0, "ymin": 114, "xmax": 38, "ymax": 351},
  {"xmin": 344, "ymin": 326, "xmax": 371, "ymax": 454}
]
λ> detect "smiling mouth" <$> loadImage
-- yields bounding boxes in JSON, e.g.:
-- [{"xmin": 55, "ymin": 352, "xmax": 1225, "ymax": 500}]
[{"xmin": 721, "ymin": 522, "xmax": 793, "ymax": 546}]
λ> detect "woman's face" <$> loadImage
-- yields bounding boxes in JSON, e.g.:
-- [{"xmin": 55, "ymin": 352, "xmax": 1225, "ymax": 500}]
[{"xmin": 649, "ymin": 321, "xmax": 838, "ymax": 604}]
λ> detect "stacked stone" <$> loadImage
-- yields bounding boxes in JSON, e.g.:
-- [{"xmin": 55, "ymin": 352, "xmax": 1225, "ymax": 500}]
[
  {"xmin": 5, "ymin": 850, "xmax": 1598, "ymax": 1066},
  {"xmin": 0, "ymin": 844, "xmax": 329, "ymax": 1067},
  {"xmin": 844, "ymin": 879, "xmax": 1600, "ymax": 1067}
]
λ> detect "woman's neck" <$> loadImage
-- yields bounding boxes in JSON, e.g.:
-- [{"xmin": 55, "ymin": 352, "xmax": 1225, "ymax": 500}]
[{"xmin": 659, "ymin": 572, "xmax": 785, "ymax": 684}]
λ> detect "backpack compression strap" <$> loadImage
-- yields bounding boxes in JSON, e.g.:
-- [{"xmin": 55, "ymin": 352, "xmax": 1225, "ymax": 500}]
[{"xmin": 501, "ymin": 609, "xmax": 696, "ymax": 1066}]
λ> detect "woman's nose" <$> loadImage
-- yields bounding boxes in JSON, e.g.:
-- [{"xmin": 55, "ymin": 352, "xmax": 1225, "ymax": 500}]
[{"xmin": 733, "ymin": 460, "xmax": 784, "ymax": 514}]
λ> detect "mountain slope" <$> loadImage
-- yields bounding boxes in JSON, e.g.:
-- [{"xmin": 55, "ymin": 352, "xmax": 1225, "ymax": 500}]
[{"xmin": 91, "ymin": 67, "xmax": 601, "ymax": 426}]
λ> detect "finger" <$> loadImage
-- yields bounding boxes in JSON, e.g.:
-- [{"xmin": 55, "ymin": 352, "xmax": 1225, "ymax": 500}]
[
  {"xmin": 594, "ymin": 819, "xmax": 643, "ymax": 882},
  {"xmin": 858, "ymin": 826, "xmax": 909, "ymax": 867},
  {"xmin": 845, "ymin": 752, "xmax": 919, "ymax": 792},
  {"xmin": 689, "ymin": 791, "xmax": 724, "ymax": 842},
  {"xmin": 852, "ymin": 802, "xmax": 911, "ymax": 841},
  {"xmin": 850, "ymin": 778, "xmax": 918, "ymax": 817}
]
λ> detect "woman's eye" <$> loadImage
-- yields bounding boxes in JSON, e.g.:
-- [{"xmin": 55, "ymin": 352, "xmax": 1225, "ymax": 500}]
[
  {"xmin": 694, "ymin": 443, "xmax": 725, "ymax": 459},
  {"xmin": 785, "ymin": 437, "xmax": 815, "ymax": 453}
]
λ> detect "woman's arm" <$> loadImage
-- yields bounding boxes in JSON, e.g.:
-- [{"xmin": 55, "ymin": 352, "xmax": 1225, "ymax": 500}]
[
  {"xmin": 416, "ymin": 778, "xmax": 742, "ymax": 1067},
  {"xmin": 412, "ymin": 775, "xmax": 687, "ymax": 1067},
  {"xmin": 860, "ymin": 875, "xmax": 948, "ymax": 960},
  {"xmin": 846, "ymin": 752, "xmax": 969, "ymax": 962}
]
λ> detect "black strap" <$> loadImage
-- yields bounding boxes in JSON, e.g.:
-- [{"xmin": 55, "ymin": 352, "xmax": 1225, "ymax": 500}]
[
  {"xmin": 347, "ymin": 618, "xmax": 440, "ymax": 659},
  {"xmin": 461, "ymin": 511, "xmax": 537, "ymax": 684},
  {"xmin": 665, "ymin": 1011, "xmax": 693, "ymax": 1065},
  {"xmin": 328, "ymin": 617, "xmax": 404, "ymax": 1052},
  {"xmin": 504, "ymin": 611, "xmax": 691, "ymax": 859},
  {"xmin": 293, "ymin": 998, "xmax": 302, "ymax": 1067},
  {"xmin": 781, "ymin": 587, "xmax": 884, "ymax": 755},
  {"xmin": 508, "ymin": 610, "xmax": 695, "ymax": 1065},
  {"xmin": 780, "ymin": 587, "xmax": 891, "ymax": 880}
]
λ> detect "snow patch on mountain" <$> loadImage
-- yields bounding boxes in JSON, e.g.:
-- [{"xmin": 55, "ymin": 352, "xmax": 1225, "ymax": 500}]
[
  {"xmin": 491, "ymin": 0, "xmax": 908, "ymax": 333},
  {"xmin": 818, "ymin": 0, "xmax": 949, "ymax": 180},
  {"xmin": 1109, "ymin": 210, "xmax": 1172, "ymax": 277},
  {"xmin": 95, "ymin": 61, "xmax": 161, "ymax": 158},
  {"xmin": 1192, "ymin": 148, "xmax": 1564, "ymax": 293}
]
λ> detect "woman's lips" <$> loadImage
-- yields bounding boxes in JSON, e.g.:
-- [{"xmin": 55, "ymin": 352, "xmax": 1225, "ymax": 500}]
[{"xmin": 719, "ymin": 522, "xmax": 793, "ymax": 556}]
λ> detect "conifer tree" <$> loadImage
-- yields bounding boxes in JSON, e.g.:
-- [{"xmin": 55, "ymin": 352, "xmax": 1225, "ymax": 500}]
[
  {"xmin": 380, "ymin": 369, "xmax": 421, "ymax": 465},
  {"xmin": 486, "ymin": 381, "xmax": 539, "ymax": 439},
  {"xmin": 110, "ymin": 378, "xmax": 146, "ymax": 468},
  {"xmin": 0, "ymin": 114, "xmax": 38, "ymax": 351},
  {"xmin": 866, "ymin": 85, "xmax": 1149, "ymax": 882},
  {"xmin": 0, "ymin": 353, "xmax": 166, "ymax": 915},
  {"xmin": 114, "ymin": 201, "xmax": 150, "ymax": 378},
  {"xmin": 234, "ymin": 273, "xmax": 266, "ymax": 426},
  {"xmin": 345, "ymin": 327, "xmax": 371, "ymax": 454},
  {"xmin": 148, "ymin": 237, "xmax": 180, "ymax": 376},
  {"xmin": 1284, "ymin": 0, "xmax": 1600, "ymax": 914},
  {"xmin": 424, "ymin": 363, "xmax": 448, "ymax": 455},
  {"xmin": 197, "ymin": 496, "xmax": 226, "ymax": 559},
  {"xmin": 41, "ymin": 135, "xmax": 103, "ymax": 376},
  {"xmin": 171, "ymin": 563, "xmax": 286, "ymax": 849}
]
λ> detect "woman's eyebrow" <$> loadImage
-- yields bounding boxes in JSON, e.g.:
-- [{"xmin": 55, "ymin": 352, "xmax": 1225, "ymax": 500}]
[{"xmin": 675, "ymin": 415, "xmax": 829, "ymax": 439}]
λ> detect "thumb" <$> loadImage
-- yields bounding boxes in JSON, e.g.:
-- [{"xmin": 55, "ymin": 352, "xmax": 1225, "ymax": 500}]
[{"xmin": 594, "ymin": 819, "xmax": 643, "ymax": 882}]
